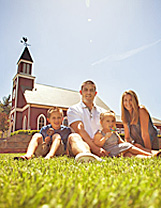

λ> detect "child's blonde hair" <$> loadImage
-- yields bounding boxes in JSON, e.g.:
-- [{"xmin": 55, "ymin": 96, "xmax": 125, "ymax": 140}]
[
  {"xmin": 47, "ymin": 107, "xmax": 64, "ymax": 118},
  {"xmin": 100, "ymin": 110, "xmax": 116, "ymax": 122}
]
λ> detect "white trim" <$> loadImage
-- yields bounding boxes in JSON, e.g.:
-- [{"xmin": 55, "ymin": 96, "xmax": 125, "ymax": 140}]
[
  {"xmin": 37, "ymin": 114, "xmax": 46, "ymax": 130},
  {"xmin": 23, "ymin": 115, "xmax": 27, "ymax": 130},
  {"xmin": 28, "ymin": 105, "xmax": 31, "ymax": 129},
  {"xmin": 13, "ymin": 73, "xmax": 35, "ymax": 82},
  {"xmin": 16, "ymin": 104, "xmax": 30, "ymax": 112},
  {"xmin": 8, "ymin": 113, "xmax": 14, "ymax": 136},
  {"xmin": 10, "ymin": 104, "xmax": 30, "ymax": 114},
  {"xmin": 13, "ymin": 75, "xmax": 19, "ymax": 131},
  {"xmin": 17, "ymin": 59, "xmax": 33, "ymax": 65},
  {"xmin": 10, "ymin": 109, "xmax": 15, "ymax": 115},
  {"xmin": 11, "ymin": 104, "xmax": 30, "ymax": 132}
]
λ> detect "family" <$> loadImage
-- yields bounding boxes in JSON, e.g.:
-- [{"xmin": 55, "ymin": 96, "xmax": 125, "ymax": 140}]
[{"xmin": 14, "ymin": 80, "xmax": 161, "ymax": 161}]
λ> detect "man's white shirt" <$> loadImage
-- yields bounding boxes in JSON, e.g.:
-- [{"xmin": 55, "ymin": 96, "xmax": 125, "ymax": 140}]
[{"xmin": 67, "ymin": 101, "xmax": 106, "ymax": 139}]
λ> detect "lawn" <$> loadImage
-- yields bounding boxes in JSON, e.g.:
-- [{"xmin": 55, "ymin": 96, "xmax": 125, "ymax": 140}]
[{"xmin": 0, "ymin": 154, "xmax": 161, "ymax": 208}]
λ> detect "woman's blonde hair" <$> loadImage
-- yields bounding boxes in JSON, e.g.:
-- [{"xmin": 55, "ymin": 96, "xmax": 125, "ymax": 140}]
[
  {"xmin": 121, "ymin": 90, "xmax": 139, "ymax": 125},
  {"xmin": 100, "ymin": 110, "xmax": 116, "ymax": 122}
]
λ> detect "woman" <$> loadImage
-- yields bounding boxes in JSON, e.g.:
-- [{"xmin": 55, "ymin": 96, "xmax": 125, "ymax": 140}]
[{"xmin": 121, "ymin": 90, "xmax": 159, "ymax": 151}]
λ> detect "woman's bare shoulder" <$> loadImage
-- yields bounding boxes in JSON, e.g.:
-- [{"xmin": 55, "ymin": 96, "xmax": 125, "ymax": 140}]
[
  {"xmin": 139, "ymin": 106, "xmax": 149, "ymax": 122},
  {"xmin": 139, "ymin": 105, "xmax": 149, "ymax": 114}
]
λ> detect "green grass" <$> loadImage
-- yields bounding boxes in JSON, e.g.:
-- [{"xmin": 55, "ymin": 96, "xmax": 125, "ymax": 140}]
[{"xmin": 0, "ymin": 154, "xmax": 161, "ymax": 208}]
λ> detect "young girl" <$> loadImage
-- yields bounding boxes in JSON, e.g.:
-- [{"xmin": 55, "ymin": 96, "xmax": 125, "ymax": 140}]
[{"xmin": 93, "ymin": 110, "xmax": 160, "ymax": 158}]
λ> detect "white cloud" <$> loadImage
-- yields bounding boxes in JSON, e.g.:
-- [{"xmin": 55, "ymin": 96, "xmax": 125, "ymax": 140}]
[{"xmin": 92, "ymin": 38, "xmax": 161, "ymax": 66}]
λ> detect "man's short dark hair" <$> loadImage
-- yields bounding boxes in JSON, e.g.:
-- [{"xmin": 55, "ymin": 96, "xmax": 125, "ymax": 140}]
[{"xmin": 81, "ymin": 80, "xmax": 96, "ymax": 91}]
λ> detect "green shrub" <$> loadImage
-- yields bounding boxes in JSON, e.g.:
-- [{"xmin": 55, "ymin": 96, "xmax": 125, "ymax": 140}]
[
  {"xmin": 158, "ymin": 134, "xmax": 161, "ymax": 138},
  {"xmin": 119, "ymin": 133, "xmax": 125, "ymax": 139},
  {"xmin": 10, "ymin": 130, "xmax": 39, "ymax": 137}
]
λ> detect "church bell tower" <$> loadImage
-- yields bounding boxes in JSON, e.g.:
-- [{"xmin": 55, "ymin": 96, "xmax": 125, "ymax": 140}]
[{"xmin": 11, "ymin": 39, "xmax": 35, "ymax": 132}]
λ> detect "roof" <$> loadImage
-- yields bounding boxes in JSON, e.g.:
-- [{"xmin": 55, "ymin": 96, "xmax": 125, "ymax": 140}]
[
  {"xmin": 17, "ymin": 47, "xmax": 33, "ymax": 64},
  {"xmin": 24, "ymin": 83, "xmax": 110, "ymax": 110},
  {"xmin": 151, "ymin": 117, "xmax": 161, "ymax": 125}
]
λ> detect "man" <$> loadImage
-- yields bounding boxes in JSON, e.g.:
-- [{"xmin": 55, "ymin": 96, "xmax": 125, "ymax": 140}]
[{"xmin": 67, "ymin": 80, "xmax": 109, "ymax": 160}]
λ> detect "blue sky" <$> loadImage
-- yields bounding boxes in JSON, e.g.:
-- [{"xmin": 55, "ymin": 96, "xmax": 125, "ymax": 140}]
[{"xmin": 0, "ymin": 0, "xmax": 161, "ymax": 119}]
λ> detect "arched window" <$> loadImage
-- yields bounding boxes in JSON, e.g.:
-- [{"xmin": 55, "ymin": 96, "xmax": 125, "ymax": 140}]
[
  {"xmin": 23, "ymin": 116, "xmax": 27, "ymax": 130},
  {"xmin": 37, "ymin": 114, "xmax": 46, "ymax": 130}
]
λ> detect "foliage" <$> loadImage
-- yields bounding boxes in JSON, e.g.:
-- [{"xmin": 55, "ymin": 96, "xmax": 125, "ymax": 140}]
[
  {"xmin": 0, "ymin": 112, "xmax": 10, "ymax": 134},
  {"xmin": 10, "ymin": 130, "xmax": 40, "ymax": 137},
  {"xmin": 0, "ymin": 95, "xmax": 11, "ymax": 137},
  {"xmin": 0, "ymin": 155, "xmax": 161, "ymax": 208},
  {"xmin": 0, "ymin": 95, "xmax": 11, "ymax": 115},
  {"xmin": 118, "ymin": 133, "xmax": 125, "ymax": 139}
]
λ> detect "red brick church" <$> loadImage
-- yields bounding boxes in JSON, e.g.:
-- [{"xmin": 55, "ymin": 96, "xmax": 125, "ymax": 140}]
[{"xmin": 9, "ymin": 46, "xmax": 110, "ymax": 133}]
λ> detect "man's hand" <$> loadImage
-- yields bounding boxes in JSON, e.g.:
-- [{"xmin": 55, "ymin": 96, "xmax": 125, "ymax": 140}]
[
  {"xmin": 92, "ymin": 146, "xmax": 109, "ymax": 157},
  {"xmin": 99, "ymin": 147, "xmax": 109, "ymax": 157}
]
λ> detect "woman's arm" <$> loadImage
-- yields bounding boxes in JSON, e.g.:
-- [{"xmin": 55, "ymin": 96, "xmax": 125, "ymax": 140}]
[
  {"xmin": 139, "ymin": 107, "xmax": 151, "ymax": 149},
  {"xmin": 123, "ymin": 123, "xmax": 131, "ymax": 142}
]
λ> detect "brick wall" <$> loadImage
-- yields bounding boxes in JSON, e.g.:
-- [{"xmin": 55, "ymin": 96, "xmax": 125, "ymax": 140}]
[
  {"xmin": 0, "ymin": 135, "xmax": 32, "ymax": 153},
  {"xmin": 0, "ymin": 135, "xmax": 161, "ymax": 154}
]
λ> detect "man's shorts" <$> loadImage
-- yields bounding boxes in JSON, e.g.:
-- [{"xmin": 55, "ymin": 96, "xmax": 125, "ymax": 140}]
[{"xmin": 34, "ymin": 140, "xmax": 66, "ymax": 157}]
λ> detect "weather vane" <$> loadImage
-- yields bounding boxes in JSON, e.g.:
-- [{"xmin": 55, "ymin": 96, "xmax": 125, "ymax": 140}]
[{"xmin": 20, "ymin": 37, "xmax": 31, "ymax": 47}]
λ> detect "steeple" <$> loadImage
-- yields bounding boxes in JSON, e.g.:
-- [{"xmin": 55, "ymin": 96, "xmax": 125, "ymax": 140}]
[
  {"xmin": 17, "ymin": 46, "xmax": 34, "ymax": 76},
  {"xmin": 17, "ymin": 46, "xmax": 33, "ymax": 63}
]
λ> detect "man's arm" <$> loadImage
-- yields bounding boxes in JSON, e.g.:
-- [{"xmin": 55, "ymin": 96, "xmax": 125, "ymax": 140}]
[{"xmin": 71, "ymin": 121, "xmax": 109, "ymax": 157}]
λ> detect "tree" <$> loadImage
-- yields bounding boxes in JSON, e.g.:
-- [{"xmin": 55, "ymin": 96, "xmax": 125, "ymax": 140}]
[
  {"xmin": 0, "ymin": 95, "xmax": 11, "ymax": 115},
  {"xmin": 0, "ymin": 112, "xmax": 10, "ymax": 137},
  {"xmin": 0, "ymin": 95, "xmax": 11, "ymax": 137}
]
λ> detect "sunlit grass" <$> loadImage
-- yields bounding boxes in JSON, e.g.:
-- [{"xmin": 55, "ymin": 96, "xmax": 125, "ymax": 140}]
[{"xmin": 0, "ymin": 154, "xmax": 161, "ymax": 208}]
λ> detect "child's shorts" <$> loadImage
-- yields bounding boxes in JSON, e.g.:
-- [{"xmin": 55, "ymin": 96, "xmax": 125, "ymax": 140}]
[{"xmin": 34, "ymin": 140, "xmax": 66, "ymax": 157}]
